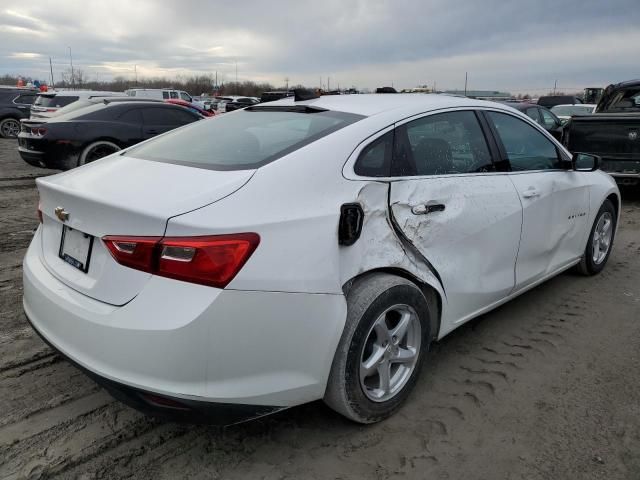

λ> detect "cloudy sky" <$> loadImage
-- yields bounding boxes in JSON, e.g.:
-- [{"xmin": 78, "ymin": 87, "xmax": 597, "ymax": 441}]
[{"xmin": 0, "ymin": 0, "xmax": 638, "ymax": 93}]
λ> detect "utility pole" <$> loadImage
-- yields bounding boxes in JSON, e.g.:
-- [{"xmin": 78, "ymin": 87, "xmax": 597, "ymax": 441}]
[
  {"xmin": 134, "ymin": 64, "xmax": 138, "ymax": 86},
  {"xmin": 68, "ymin": 47, "xmax": 74, "ymax": 88},
  {"xmin": 328, "ymin": 76, "xmax": 330, "ymax": 91},
  {"xmin": 285, "ymin": 77, "xmax": 289, "ymax": 91},
  {"xmin": 553, "ymin": 79, "xmax": 557, "ymax": 94},
  {"xmin": 320, "ymin": 76, "xmax": 322, "ymax": 90},
  {"xmin": 464, "ymin": 72, "xmax": 468, "ymax": 96},
  {"xmin": 235, "ymin": 60, "xmax": 238, "ymax": 94},
  {"xmin": 49, "ymin": 57, "xmax": 54, "ymax": 89}
]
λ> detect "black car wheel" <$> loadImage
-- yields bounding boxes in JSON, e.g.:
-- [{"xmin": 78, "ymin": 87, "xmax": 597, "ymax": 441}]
[
  {"xmin": 0, "ymin": 118, "xmax": 21, "ymax": 139},
  {"xmin": 324, "ymin": 273, "xmax": 434, "ymax": 423},
  {"xmin": 79, "ymin": 141, "xmax": 121, "ymax": 166}
]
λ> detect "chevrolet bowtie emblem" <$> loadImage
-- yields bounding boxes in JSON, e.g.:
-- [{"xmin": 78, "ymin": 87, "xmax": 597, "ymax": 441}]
[{"xmin": 54, "ymin": 206, "xmax": 69, "ymax": 222}]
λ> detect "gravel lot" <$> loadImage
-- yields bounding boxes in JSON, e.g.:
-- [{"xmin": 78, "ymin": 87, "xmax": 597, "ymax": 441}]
[{"xmin": 1, "ymin": 137, "xmax": 639, "ymax": 480}]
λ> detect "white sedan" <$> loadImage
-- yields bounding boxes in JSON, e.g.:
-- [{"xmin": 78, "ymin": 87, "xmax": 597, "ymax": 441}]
[{"xmin": 24, "ymin": 93, "xmax": 620, "ymax": 424}]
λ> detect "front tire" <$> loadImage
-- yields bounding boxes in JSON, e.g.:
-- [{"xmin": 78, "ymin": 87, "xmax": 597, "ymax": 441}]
[
  {"xmin": 324, "ymin": 273, "xmax": 433, "ymax": 423},
  {"xmin": 576, "ymin": 199, "xmax": 616, "ymax": 275},
  {"xmin": 0, "ymin": 117, "xmax": 20, "ymax": 138},
  {"xmin": 78, "ymin": 140, "xmax": 121, "ymax": 166}
]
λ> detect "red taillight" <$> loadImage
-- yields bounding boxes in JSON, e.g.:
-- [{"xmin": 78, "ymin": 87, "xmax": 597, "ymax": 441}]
[
  {"xmin": 103, "ymin": 236, "xmax": 159, "ymax": 271},
  {"xmin": 102, "ymin": 234, "xmax": 260, "ymax": 288},
  {"xmin": 37, "ymin": 200, "xmax": 43, "ymax": 223}
]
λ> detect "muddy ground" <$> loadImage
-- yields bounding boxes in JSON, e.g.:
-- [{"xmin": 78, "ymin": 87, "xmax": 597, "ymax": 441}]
[{"xmin": 0, "ymin": 137, "xmax": 639, "ymax": 480}]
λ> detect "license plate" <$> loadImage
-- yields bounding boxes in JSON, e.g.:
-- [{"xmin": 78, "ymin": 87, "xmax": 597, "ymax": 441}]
[{"xmin": 59, "ymin": 225, "xmax": 94, "ymax": 273}]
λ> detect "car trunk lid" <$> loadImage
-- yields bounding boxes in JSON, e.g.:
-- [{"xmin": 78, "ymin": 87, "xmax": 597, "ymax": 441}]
[{"xmin": 36, "ymin": 154, "xmax": 254, "ymax": 305}]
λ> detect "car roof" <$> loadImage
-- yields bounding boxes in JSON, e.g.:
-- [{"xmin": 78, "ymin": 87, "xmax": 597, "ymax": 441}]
[
  {"xmin": 261, "ymin": 93, "xmax": 514, "ymax": 117},
  {"xmin": 551, "ymin": 103, "xmax": 597, "ymax": 108},
  {"xmin": 39, "ymin": 90, "xmax": 121, "ymax": 97},
  {"xmin": 500, "ymin": 102, "xmax": 538, "ymax": 111}
]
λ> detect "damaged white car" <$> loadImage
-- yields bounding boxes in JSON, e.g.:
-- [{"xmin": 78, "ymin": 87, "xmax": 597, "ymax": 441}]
[{"xmin": 24, "ymin": 92, "xmax": 620, "ymax": 424}]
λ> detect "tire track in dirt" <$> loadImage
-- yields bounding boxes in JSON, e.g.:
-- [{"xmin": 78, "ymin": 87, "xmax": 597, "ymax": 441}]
[{"xmin": 1, "ymin": 141, "xmax": 639, "ymax": 479}]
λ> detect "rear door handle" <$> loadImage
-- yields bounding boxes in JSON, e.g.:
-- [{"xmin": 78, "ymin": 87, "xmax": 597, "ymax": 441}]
[
  {"xmin": 522, "ymin": 187, "xmax": 540, "ymax": 199},
  {"xmin": 411, "ymin": 203, "xmax": 446, "ymax": 215}
]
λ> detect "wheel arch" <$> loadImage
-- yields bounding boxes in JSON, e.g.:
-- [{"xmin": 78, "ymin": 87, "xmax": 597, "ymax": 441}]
[
  {"xmin": 606, "ymin": 192, "xmax": 620, "ymax": 220},
  {"xmin": 342, "ymin": 267, "xmax": 442, "ymax": 342},
  {"xmin": 82, "ymin": 137, "xmax": 124, "ymax": 150}
]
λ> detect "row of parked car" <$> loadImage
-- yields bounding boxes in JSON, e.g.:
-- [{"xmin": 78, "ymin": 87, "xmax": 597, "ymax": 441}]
[{"xmin": 3, "ymin": 82, "xmax": 639, "ymax": 186}]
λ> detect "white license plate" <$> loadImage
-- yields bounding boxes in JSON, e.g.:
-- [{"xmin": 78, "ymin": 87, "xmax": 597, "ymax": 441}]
[{"xmin": 59, "ymin": 226, "xmax": 94, "ymax": 273}]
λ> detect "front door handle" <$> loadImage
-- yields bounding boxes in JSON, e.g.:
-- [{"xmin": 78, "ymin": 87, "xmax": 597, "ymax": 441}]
[
  {"xmin": 522, "ymin": 187, "xmax": 540, "ymax": 199},
  {"xmin": 411, "ymin": 203, "xmax": 446, "ymax": 215}
]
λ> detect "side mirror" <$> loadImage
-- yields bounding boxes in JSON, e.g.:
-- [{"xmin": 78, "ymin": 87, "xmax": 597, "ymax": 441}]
[{"xmin": 572, "ymin": 152, "xmax": 600, "ymax": 172}]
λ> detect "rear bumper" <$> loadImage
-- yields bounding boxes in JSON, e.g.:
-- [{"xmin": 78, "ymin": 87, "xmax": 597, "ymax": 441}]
[
  {"xmin": 25, "ymin": 312, "xmax": 281, "ymax": 424},
  {"xmin": 599, "ymin": 159, "xmax": 640, "ymax": 185},
  {"xmin": 18, "ymin": 139, "xmax": 80, "ymax": 170},
  {"xmin": 18, "ymin": 146, "xmax": 46, "ymax": 167},
  {"xmin": 22, "ymin": 228, "xmax": 346, "ymax": 415}
]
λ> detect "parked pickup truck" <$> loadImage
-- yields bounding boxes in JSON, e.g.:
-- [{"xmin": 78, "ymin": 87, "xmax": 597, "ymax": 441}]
[{"xmin": 565, "ymin": 79, "xmax": 640, "ymax": 186}]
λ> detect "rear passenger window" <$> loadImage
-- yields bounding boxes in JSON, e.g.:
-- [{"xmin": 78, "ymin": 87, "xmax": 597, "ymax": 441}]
[
  {"xmin": 15, "ymin": 94, "xmax": 36, "ymax": 105},
  {"xmin": 169, "ymin": 92, "xmax": 179, "ymax": 99},
  {"xmin": 354, "ymin": 131, "xmax": 393, "ymax": 177},
  {"xmin": 168, "ymin": 108, "xmax": 199, "ymax": 124},
  {"xmin": 118, "ymin": 108, "xmax": 142, "ymax": 124},
  {"xmin": 487, "ymin": 111, "xmax": 561, "ymax": 171},
  {"xmin": 162, "ymin": 92, "xmax": 169, "ymax": 99},
  {"xmin": 142, "ymin": 107, "xmax": 173, "ymax": 124},
  {"xmin": 394, "ymin": 111, "xmax": 493, "ymax": 176}
]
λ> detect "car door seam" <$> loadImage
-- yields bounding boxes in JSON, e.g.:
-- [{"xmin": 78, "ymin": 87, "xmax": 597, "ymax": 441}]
[{"xmin": 385, "ymin": 183, "xmax": 447, "ymax": 298}]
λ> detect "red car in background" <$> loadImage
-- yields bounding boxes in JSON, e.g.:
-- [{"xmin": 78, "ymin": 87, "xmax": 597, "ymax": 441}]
[{"xmin": 164, "ymin": 99, "xmax": 214, "ymax": 117}]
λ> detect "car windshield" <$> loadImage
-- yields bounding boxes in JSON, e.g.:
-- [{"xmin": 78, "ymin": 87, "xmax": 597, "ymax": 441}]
[
  {"xmin": 602, "ymin": 88, "xmax": 640, "ymax": 112},
  {"xmin": 551, "ymin": 105, "xmax": 594, "ymax": 116},
  {"xmin": 124, "ymin": 108, "xmax": 363, "ymax": 170},
  {"xmin": 34, "ymin": 95, "xmax": 79, "ymax": 108}
]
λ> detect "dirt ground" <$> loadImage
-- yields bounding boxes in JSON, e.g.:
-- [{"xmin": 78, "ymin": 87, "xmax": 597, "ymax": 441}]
[{"xmin": 1, "ymin": 137, "xmax": 639, "ymax": 480}]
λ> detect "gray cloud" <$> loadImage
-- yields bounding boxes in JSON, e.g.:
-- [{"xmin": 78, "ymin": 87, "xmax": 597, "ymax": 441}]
[{"xmin": 0, "ymin": 0, "xmax": 638, "ymax": 93}]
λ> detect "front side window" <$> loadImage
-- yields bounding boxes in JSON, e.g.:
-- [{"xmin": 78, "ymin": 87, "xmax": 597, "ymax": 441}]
[
  {"xmin": 525, "ymin": 107, "xmax": 541, "ymax": 124},
  {"xmin": 394, "ymin": 110, "xmax": 493, "ymax": 176},
  {"xmin": 125, "ymin": 108, "xmax": 363, "ymax": 170},
  {"xmin": 540, "ymin": 109, "xmax": 559, "ymax": 129},
  {"xmin": 179, "ymin": 91, "xmax": 191, "ymax": 102},
  {"xmin": 487, "ymin": 111, "xmax": 561, "ymax": 171}
]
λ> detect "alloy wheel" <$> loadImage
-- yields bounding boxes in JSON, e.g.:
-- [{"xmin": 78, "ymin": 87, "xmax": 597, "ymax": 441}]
[
  {"xmin": 592, "ymin": 212, "xmax": 613, "ymax": 265},
  {"xmin": 359, "ymin": 304, "xmax": 421, "ymax": 402}
]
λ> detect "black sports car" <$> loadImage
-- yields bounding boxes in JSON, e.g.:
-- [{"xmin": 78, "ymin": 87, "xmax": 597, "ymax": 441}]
[{"xmin": 18, "ymin": 100, "xmax": 202, "ymax": 170}]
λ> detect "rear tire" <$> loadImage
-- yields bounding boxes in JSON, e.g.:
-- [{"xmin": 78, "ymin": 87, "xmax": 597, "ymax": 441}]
[
  {"xmin": 576, "ymin": 199, "xmax": 616, "ymax": 275},
  {"xmin": 324, "ymin": 273, "xmax": 433, "ymax": 423},
  {"xmin": 78, "ymin": 141, "xmax": 121, "ymax": 166},
  {"xmin": 0, "ymin": 117, "xmax": 20, "ymax": 138}
]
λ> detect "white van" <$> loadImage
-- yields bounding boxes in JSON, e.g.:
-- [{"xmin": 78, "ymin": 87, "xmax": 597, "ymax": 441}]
[{"xmin": 125, "ymin": 89, "xmax": 206, "ymax": 109}]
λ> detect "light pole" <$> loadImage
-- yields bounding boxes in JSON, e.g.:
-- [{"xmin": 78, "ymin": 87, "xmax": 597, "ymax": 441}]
[
  {"xmin": 235, "ymin": 60, "xmax": 238, "ymax": 94},
  {"xmin": 68, "ymin": 46, "xmax": 74, "ymax": 88}
]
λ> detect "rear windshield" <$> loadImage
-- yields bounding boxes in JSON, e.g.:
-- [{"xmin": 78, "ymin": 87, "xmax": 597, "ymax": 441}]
[
  {"xmin": 124, "ymin": 108, "xmax": 363, "ymax": 170},
  {"xmin": 551, "ymin": 105, "xmax": 594, "ymax": 116},
  {"xmin": 601, "ymin": 88, "xmax": 640, "ymax": 112},
  {"xmin": 34, "ymin": 95, "xmax": 79, "ymax": 108}
]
